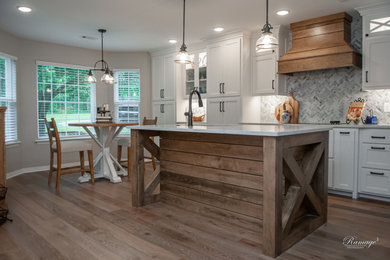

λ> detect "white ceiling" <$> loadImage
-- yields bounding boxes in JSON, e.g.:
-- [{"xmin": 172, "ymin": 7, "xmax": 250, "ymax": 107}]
[{"xmin": 0, "ymin": 0, "xmax": 385, "ymax": 52}]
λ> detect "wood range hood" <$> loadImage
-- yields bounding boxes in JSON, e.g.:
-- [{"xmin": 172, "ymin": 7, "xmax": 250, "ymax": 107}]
[{"xmin": 278, "ymin": 12, "xmax": 362, "ymax": 74}]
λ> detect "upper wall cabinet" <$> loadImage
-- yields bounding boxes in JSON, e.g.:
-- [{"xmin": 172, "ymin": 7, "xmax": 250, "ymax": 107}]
[
  {"xmin": 357, "ymin": 3, "xmax": 390, "ymax": 90},
  {"xmin": 184, "ymin": 51, "xmax": 208, "ymax": 96},
  {"xmin": 207, "ymin": 37, "xmax": 241, "ymax": 97},
  {"xmin": 152, "ymin": 53, "xmax": 176, "ymax": 101},
  {"xmin": 251, "ymin": 26, "xmax": 288, "ymax": 96}
]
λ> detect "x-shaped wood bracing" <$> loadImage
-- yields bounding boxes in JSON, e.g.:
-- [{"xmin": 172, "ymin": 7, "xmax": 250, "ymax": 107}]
[
  {"xmin": 142, "ymin": 136, "xmax": 161, "ymax": 197},
  {"xmin": 281, "ymin": 142, "xmax": 325, "ymax": 236}
]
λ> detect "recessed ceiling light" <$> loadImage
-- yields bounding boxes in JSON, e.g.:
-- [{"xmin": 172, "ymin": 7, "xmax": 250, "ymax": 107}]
[
  {"xmin": 169, "ymin": 39, "xmax": 178, "ymax": 44},
  {"xmin": 276, "ymin": 10, "xmax": 289, "ymax": 16},
  {"xmin": 213, "ymin": 27, "xmax": 224, "ymax": 32},
  {"xmin": 17, "ymin": 6, "xmax": 32, "ymax": 13}
]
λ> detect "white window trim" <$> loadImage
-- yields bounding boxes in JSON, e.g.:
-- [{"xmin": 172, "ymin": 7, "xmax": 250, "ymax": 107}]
[{"xmin": 36, "ymin": 61, "xmax": 96, "ymax": 139}]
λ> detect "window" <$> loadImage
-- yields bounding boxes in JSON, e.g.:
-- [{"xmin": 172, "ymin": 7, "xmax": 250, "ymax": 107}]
[
  {"xmin": 37, "ymin": 62, "xmax": 96, "ymax": 138},
  {"xmin": 370, "ymin": 16, "xmax": 390, "ymax": 34},
  {"xmin": 0, "ymin": 54, "xmax": 17, "ymax": 143},
  {"xmin": 114, "ymin": 70, "xmax": 140, "ymax": 134}
]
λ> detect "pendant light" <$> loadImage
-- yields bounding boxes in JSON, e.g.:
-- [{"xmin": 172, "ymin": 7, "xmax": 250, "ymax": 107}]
[
  {"xmin": 86, "ymin": 29, "xmax": 114, "ymax": 84},
  {"xmin": 256, "ymin": 0, "xmax": 278, "ymax": 52},
  {"xmin": 174, "ymin": 0, "xmax": 192, "ymax": 64}
]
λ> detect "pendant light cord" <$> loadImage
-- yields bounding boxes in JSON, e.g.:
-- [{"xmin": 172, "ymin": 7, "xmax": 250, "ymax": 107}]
[
  {"xmin": 266, "ymin": 0, "xmax": 269, "ymax": 25},
  {"xmin": 101, "ymin": 31, "xmax": 104, "ymax": 70},
  {"xmin": 181, "ymin": 0, "xmax": 186, "ymax": 50}
]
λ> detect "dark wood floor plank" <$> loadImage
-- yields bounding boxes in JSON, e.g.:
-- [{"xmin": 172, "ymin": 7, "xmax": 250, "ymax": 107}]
[{"xmin": 3, "ymin": 170, "xmax": 390, "ymax": 260}]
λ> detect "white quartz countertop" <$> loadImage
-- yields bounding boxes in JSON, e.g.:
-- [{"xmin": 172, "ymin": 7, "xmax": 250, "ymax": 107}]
[{"xmin": 128, "ymin": 124, "xmax": 332, "ymax": 137}]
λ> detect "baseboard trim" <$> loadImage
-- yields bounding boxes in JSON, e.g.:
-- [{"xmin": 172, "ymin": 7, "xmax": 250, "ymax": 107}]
[{"xmin": 6, "ymin": 161, "xmax": 89, "ymax": 180}]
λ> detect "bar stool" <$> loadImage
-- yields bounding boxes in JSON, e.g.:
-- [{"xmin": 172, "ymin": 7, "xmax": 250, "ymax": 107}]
[{"xmin": 117, "ymin": 117, "xmax": 158, "ymax": 170}]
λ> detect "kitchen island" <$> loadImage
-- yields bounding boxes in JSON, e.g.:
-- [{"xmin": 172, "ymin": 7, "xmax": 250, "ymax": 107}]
[{"xmin": 129, "ymin": 124, "xmax": 331, "ymax": 257}]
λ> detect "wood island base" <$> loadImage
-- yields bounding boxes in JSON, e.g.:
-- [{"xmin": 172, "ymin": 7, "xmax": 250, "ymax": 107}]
[{"xmin": 130, "ymin": 130, "xmax": 328, "ymax": 258}]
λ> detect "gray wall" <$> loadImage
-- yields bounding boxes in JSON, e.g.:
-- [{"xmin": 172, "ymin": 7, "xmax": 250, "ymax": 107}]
[
  {"xmin": 258, "ymin": 11, "xmax": 390, "ymax": 124},
  {"xmin": 0, "ymin": 29, "xmax": 152, "ymax": 173}
]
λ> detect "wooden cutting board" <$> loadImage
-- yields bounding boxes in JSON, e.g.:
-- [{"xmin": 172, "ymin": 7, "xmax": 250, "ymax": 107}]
[
  {"xmin": 275, "ymin": 102, "xmax": 293, "ymax": 123},
  {"xmin": 288, "ymin": 92, "xmax": 299, "ymax": 124}
]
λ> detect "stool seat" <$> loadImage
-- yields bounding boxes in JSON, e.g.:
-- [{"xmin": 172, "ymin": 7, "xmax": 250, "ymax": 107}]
[
  {"xmin": 52, "ymin": 140, "xmax": 93, "ymax": 153},
  {"xmin": 117, "ymin": 138, "xmax": 130, "ymax": 147}
]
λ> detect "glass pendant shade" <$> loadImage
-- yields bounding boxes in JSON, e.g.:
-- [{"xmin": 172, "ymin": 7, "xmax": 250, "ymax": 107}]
[
  {"xmin": 101, "ymin": 68, "xmax": 114, "ymax": 84},
  {"xmin": 174, "ymin": 49, "xmax": 192, "ymax": 64},
  {"xmin": 256, "ymin": 32, "xmax": 279, "ymax": 52},
  {"xmin": 86, "ymin": 70, "xmax": 97, "ymax": 83}
]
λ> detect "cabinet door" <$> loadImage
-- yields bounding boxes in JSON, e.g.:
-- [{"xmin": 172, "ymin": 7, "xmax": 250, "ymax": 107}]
[
  {"xmin": 333, "ymin": 130, "xmax": 356, "ymax": 191},
  {"xmin": 153, "ymin": 102, "xmax": 175, "ymax": 125},
  {"xmin": 206, "ymin": 99, "xmax": 224, "ymax": 124},
  {"xmin": 252, "ymin": 52, "xmax": 276, "ymax": 95},
  {"xmin": 222, "ymin": 98, "xmax": 241, "ymax": 124},
  {"xmin": 161, "ymin": 102, "xmax": 175, "ymax": 124},
  {"xmin": 359, "ymin": 168, "xmax": 390, "ymax": 197},
  {"xmin": 163, "ymin": 54, "xmax": 176, "ymax": 100},
  {"xmin": 152, "ymin": 56, "xmax": 164, "ymax": 101},
  {"xmin": 207, "ymin": 44, "xmax": 223, "ymax": 97},
  {"xmin": 222, "ymin": 38, "xmax": 241, "ymax": 96},
  {"xmin": 152, "ymin": 102, "xmax": 164, "ymax": 124},
  {"xmin": 363, "ymin": 36, "xmax": 390, "ymax": 90},
  {"xmin": 360, "ymin": 143, "xmax": 390, "ymax": 170}
]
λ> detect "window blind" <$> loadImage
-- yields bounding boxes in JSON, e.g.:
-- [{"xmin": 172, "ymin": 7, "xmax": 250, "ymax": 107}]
[
  {"xmin": 0, "ymin": 56, "xmax": 17, "ymax": 143},
  {"xmin": 114, "ymin": 70, "xmax": 140, "ymax": 134}
]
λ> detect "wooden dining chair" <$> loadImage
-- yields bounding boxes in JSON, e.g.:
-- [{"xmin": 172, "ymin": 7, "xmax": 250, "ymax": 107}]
[
  {"xmin": 117, "ymin": 117, "xmax": 158, "ymax": 170},
  {"xmin": 44, "ymin": 118, "xmax": 95, "ymax": 189}
]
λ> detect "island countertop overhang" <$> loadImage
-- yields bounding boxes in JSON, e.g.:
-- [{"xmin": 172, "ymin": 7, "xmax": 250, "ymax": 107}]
[{"xmin": 128, "ymin": 124, "xmax": 332, "ymax": 137}]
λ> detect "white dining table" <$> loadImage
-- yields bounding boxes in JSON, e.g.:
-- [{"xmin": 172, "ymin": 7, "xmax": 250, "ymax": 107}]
[{"xmin": 69, "ymin": 122, "xmax": 138, "ymax": 183}]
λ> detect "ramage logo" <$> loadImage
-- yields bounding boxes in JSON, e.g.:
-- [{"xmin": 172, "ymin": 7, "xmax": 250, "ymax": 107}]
[{"xmin": 343, "ymin": 236, "xmax": 379, "ymax": 249}]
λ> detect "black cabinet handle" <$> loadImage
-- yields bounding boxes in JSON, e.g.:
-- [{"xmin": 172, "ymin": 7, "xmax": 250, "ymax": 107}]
[
  {"xmin": 219, "ymin": 101, "xmax": 222, "ymax": 112},
  {"xmin": 371, "ymin": 136, "xmax": 386, "ymax": 139},
  {"xmin": 340, "ymin": 131, "xmax": 350, "ymax": 135},
  {"xmin": 219, "ymin": 83, "xmax": 222, "ymax": 94},
  {"xmin": 371, "ymin": 146, "xmax": 385, "ymax": 150},
  {"xmin": 272, "ymin": 80, "xmax": 275, "ymax": 90},
  {"xmin": 366, "ymin": 71, "xmax": 368, "ymax": 83},
  {"xmin": 222, "ymin": 83, "xmax": 225, "ymax": 94},
  {"xmin": 370, "ymin": 171, "xmax": 385, "ymax": 176},
  {"xmin": 162, "ymin": 89, "xmax": 165, "ymax": 98},
  {"xmin": 161, "ymin": 104, "xmax": 165, "ymax": 113},
  {"xmin": 222, "ymin": 101, "xmax": 225, "ymax": 112}
]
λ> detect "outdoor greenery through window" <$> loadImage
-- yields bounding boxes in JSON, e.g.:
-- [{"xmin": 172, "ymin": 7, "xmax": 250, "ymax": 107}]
[
  {"xmin": 37, "ymin": 62, "xmax": 96, "ymax": 138},
  {"xmin": 114, "ymin": 70, "xmax": 140, "ymax": 135},
  {"xmin": 0, "ymin": 54, "xmax": 17, "ymax": 143}
]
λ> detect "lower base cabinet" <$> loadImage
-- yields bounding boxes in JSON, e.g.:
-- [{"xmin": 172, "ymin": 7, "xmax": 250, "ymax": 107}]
[
  {"xmin": 328, "ymin": 129, "xmax": 359, "ymax": 198},
  {"xmin": 359, "ymin": 129, "xmax": 390, "ymax": 198},
  {"xmin": 152, "ymin": 101, "xmax": 175, "ymax": 125}
]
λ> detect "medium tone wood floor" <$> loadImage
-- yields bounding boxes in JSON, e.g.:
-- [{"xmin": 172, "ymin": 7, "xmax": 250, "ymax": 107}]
[{"xmin": 1, "ymin": 166, "xmax": 390, "ymax": 260}]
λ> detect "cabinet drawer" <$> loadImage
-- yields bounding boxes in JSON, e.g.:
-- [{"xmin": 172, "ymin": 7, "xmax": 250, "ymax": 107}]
[
  {"xmin": 359, "ymin": 168, "xmax": 390, "ymax": 197},
  {"xmin": 361, "ymin": 129, "xmax": 390, "ymax": 144},
  {"xmin": 360, "ymin": 143, "xmax": 390, "ymax": 170}
]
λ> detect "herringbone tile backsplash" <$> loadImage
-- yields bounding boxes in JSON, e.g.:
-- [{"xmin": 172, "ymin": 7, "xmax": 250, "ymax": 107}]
[{"xmin": 259, "ymin": 11, "xmax": 390, "ymax": 124}]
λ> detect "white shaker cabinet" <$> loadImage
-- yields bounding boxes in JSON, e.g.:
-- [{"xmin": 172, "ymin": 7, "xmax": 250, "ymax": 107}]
[
  {"xmin": 359, "ymin": 129, "xmax": 390, "ymax": 197},
  {"xmin": 207, "ymin": 38, "xmax": 241, "ymax": 97},
  {"xmin": 207, "ymin": 97, "xmax": 241, "ymax": 124},
  {"xmin": 152, "ymin": 101, "xmax": 175, "ymax": 125},
  {"xmin": 252, "ymin": 52, "xmax": 278, "ymax": 95},
  {"xmin": 152, "ymin": 54, "xmax": 176, "ymax": 101},
  {"xmin": 329, "ymin": 129, "xmax": 359, "ymax": 197},
  {"xmin": 357, "ymin": 3, "xmax": 390, "ymax": 90}
]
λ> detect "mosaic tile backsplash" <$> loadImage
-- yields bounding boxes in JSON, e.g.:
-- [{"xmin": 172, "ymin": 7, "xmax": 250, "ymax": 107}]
[{"xmin": 259, "ymin": 11, "xmax": 390, "ymax": 124}]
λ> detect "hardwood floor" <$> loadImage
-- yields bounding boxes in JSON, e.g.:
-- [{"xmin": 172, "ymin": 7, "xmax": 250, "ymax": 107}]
[{"xmin": 1, "ymin": 167, "xmax": 390, "ymax": 259}]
